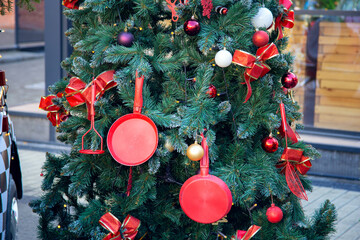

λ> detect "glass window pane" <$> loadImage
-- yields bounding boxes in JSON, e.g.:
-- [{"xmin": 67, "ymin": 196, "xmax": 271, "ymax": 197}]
[{"xmin": 287, "ymin": 13, "xmax": 360, "ymax": 133}]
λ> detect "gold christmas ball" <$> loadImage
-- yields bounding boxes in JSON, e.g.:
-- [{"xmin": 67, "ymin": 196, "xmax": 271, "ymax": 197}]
[
  {"xmin": 186, "ymin": 143, "xmax": 204, "ymax": 161},
  {"xmin": 165, "ymin": 139, "xmax": 174, "ymax": 152}
]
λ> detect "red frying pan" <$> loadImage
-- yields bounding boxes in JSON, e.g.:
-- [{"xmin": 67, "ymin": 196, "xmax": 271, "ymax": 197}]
[
  {"xmin": 107, "ymin": 72, "xmax": 158, "ymax": 166},
  {"xmin": 179, "ymin": 137, "xmax": 232, "ymax": 224}
]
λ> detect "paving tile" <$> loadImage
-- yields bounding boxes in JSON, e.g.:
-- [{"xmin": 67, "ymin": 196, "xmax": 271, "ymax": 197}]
[
  {"xmin": 303, "ymin": 188, "xmax": 348, "ymax": 215},
  {"xmin": 332, "ymin": 207, "xmax": 360, "ymax": 239}
]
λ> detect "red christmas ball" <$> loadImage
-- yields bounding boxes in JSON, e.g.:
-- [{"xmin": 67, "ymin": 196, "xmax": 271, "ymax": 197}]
[
  {"xmin": 40, "ymin": 173, "xmax": 44, "ymax": 177},
  {"xmin": 184, "ymin": 18, "xmax": 201, "ymax": 36},
  {"xmin": 281, "ymin": 72, "xmax": 298, "ymax": 89},
  {"xmin": 206, "ymin": 85, "xmax": 217, "ymax": 98},
  {"xmin": 252, "ymin": 30, "xmax": 269, "ymax": 48},
  {"xmin": 117, "ymin": 32, "xmax": 134, "ymax": 47},
  {"xmin": 266, "ymin": 203, "xmax": 283, "ymax": 223},
  {"xmin": 261, "ymin": 136, "xmax": 278, "ymax": 153}
]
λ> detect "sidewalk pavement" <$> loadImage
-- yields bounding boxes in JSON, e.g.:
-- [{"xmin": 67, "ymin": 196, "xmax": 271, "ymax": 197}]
[
  {"xmin": 0, "ymin": 50, "xmax": 44, "ymax": 108},
  {"xmin": 16, "ymin": 146, "xmax": 360, "ymax": 240}
]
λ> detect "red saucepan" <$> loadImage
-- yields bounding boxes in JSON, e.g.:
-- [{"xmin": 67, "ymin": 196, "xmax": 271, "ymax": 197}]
[
  {"xmin": 107, "ymin": 72, "xmax": 158, "ymax": 166},
  {"xmin": 179, "ymin": 137, "xmax": 233, "ymax": 224}
]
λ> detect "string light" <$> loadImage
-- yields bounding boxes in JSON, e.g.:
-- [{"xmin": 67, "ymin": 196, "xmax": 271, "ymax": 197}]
[
  {"xmin": 57, "ymin": 225, "xmax": 61, "ymax": 229},
  {"xmin": 64, "ymin": 204, "xmax": 67, "ymax": 208}
]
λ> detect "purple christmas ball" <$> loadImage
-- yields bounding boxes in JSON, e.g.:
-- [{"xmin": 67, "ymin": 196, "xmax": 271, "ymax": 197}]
[
  {"xmin": 117, "ymin": 32, "xmax": 134, "ymax": 47},
  {"xmin": 281, "ymin": 72, "xmax": 298, "ymax": 89}
]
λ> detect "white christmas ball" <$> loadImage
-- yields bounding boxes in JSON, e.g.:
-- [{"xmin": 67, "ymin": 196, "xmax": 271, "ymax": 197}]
[
  {"xmin": 215, "ymin": 49, "xmax": 233, "ymax": 68},
  {"xmin": 252, "ymin": 7, "xmax": 273, "ymax": 29}
]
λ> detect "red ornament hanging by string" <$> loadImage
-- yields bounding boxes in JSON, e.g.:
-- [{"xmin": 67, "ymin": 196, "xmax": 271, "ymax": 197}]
[
  {"xmin": 206, "ymin": 84, "xmax": 218, "ymax": 98},
  {"xmin": 266, "ymin": 203, "xmax": 283, "ymax": 223},
  {"xmin": 261, "ymin": 136, "xmax": 279, "ymax": 153},
  {"xmin": 252, "ymin": 30, "xmax": 269, "ymax": 48},
  {"xmin": 184, "ymin": 17, "xmax": 201, "ymax": 36},
  {"xmin": 281, "ymin": 72, "xmax": 298, "ymax": 89}
]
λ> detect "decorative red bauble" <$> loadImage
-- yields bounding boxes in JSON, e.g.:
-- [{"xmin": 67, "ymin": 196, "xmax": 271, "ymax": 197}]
[
  {"xmin": 266, "ymin": 203, "xmax": 283, "ymax": 223},
  {"xmin": 206, "ymin": 85, "xmax": 217, "ymax": 98},
  {"xmin": 40, "ymin": 173, "xmax": 44, "ymax": 177},
  {"xmin": 252, "ymin": 30, "xmax": 269, "ymax": 48},
  {"xmin": 184, "ymin": 18, "xmax": 201, "ymax": 36},
  {"xmin": 261, "ymin": 136, "xmax": 279, "ymax": 153},
  {"xmin": 281, "ymin": 72, "xmax": 298, "ymax": 89},
  {"xmin": 117, "ymin": 32, "xmax": 134, "ymax": 47}
]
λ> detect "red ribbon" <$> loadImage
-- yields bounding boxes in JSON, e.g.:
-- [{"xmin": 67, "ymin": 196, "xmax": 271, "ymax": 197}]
[
  {"xmin": 62, "ymin": 0, "xmax": 81, "ymax": 9},
  {"xmin": 232, "ymin": 225, "xmax": 261, "ymax": 240},
  {"xmin": 279, "ymin": 102, "xmax": 298, "ymax": 144},
  {"xmin": 275, "ymin": 0, "xmax": 295, "ymax": 40},
  {"xmin": 277, "ymin": 147, "xmax": 311, "ymax": 201},
  {"xmin": 99, "ymin": 213, "xmax": 140, "ymax": 240},
  {"xmin": 39, "ymin": 95, "xmax": 69, "ymax": 127},
  {"xmin": 65, "ymin": 70, "xmax": 117, "ymax": 119},
  {"xmin": 232, "ymin": 43, "xmax": 279, "ymax": 103}
]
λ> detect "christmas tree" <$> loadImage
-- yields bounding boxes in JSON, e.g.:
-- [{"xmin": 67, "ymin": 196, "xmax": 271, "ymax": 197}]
[{"xmin": 31, "ymin": 0, "xmax": 337, "ymax": 239}]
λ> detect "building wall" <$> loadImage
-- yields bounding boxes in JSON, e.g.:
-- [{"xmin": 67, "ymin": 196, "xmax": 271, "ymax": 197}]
[
  {"xmin": 18, "ymin": 1, "xmax": 44, "ymax": 30},
  {"xmin": 0, "ymin": 2, "xmax": 15, "ymax": 29}
]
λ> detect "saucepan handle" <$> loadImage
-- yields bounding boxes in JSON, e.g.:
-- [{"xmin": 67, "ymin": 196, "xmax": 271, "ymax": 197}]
[
  {"xmin": 133, "ymin": 71, "xmax": 144, "ymax": 114},
  {"xmin": 200, "ymin": 136, "xmax": 209, "ymax": 176}
]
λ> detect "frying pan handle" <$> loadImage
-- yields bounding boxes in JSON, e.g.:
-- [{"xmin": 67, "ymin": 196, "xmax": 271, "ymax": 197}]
[
  {"xmin": 200, "ymin": 137, "xmax": 209, "ymax": 176},
  {"xmin": 133, "ymin": 71, "xmax": 144, "ymax": 114}
]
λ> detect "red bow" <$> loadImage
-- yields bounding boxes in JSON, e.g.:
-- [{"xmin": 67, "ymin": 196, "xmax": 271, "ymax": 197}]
[
  {"xmin": 62, "ymin": 0, "xmax": 81, "ymax": 9},
  {"xmin": 99, "ymin": 213, "xmax": 140, "ymax": 240},
  {"xmin": 232, "ymin": 43, "xmax": 279, "ymax": 103},
  {"xmin": 277, "ymin": 147, "xmax": 311, "ymax": 201},
  {"xmin": 275, "ymin": 0, "xmax": 295, "ymax": 40},
  {"xmin": 65, "ymin": 70, "xmax": 117, "ymax": 118},
  {"xmin": 232, "ymin": 225, "xmax": 261, "ymax": 240},
  {"xmin": 39, "ymin": 95, "xmax": 69, "ymax": 127}
]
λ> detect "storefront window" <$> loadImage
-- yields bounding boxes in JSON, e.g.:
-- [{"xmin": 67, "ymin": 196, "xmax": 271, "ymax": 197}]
[{"xmin": 286, "ymin": 9, "xmax": 360, "ymax": 133}]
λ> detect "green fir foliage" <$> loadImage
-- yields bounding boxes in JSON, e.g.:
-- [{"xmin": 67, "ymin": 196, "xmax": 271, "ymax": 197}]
[{"xmin": 31, "ymin": 0, "xmax": 337, "ymax": 239}]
